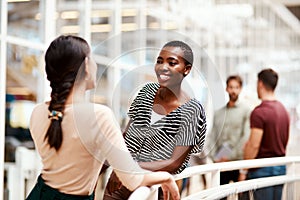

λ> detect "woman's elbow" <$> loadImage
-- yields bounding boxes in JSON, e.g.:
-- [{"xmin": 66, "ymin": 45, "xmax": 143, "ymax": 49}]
[{"xmin": 165, "ymin": 161, "xmax": 182, "ymax": 173}]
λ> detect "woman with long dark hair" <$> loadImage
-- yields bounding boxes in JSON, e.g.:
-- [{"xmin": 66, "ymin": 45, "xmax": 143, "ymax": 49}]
[{"xmin": 26, "ymin": 35, "xmax": 180, "ymax": 200}]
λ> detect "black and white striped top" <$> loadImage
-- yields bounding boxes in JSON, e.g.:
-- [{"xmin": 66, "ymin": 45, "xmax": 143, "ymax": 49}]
[{"xmin": 124, "ymin": 82, "xmax": 207, "ymax": 174}]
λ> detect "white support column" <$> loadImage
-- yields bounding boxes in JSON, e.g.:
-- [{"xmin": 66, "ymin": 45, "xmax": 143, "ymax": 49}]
[
  {"xmin": 79, "ymin": 0, "xmax": 92, "ymax": 44},
  {"xmin": 207, "ymin": 0, "xmax": 216, "ymax": 64},
  {"xmin": 38, "ymin": 0, "xmax": 57, "ymax": 103},
  {"xmin": 136, "ymin": 0, "xmax": 147, "ymax": 87},
  {"xmin": 137, "ymin": 0, "xmax": 147, "ymax": 65},
  {"xmin": 0, "ymin": 0, "xmax": 8, "ymax": 198},
  {"xmin": 44, "ymin": 0, "xmax": 56, "ymax": 43},
  {"xmin": 210, "ymin": 169, "xmax": 221, "ymax": 188},
  {"xmin": 107, "ymin": 0, "xmax": 122, "ymax": 119},
  {"xmin": 79, "ymin": 0, "xmax": 92, "ymax": 101},
  {"xmin": 286, "ymin": 162, "xmax": 297, "ymax": 200},
  {"xmin": 159, "ymin": 1, "xmax": 168, "ymax": 45}
]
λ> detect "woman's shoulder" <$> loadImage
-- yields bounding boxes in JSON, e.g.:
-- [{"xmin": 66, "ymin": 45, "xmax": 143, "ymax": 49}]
[
  {"xmin": 182, "ymin": 99, "xmax": 206, "ymax": 123},
  {"xmin": 144, "ymin": 82, "xmax": 159, "ymax": 87},
  {"xmin": 30, "ymin": 103, "xmax": 49, "ymax": 128},
  {"xmin": 66, "ymin": 102, "xmax": 112, "ymax": 117},
  {"xmin": 31, "ymin": 102, "xmax": 48, "ymax": 115},
  {"xmin": 94, "ymin": 103, "xmax": 116, "ymax": 117},
  {"xmin": 133, "ymin": 82, "xmax": 159, "ymax": 100},
  {"xmin": 70, "ymin": 103, "xmax": 117, "ymax": 125},
  {"xmin": 78, "ymin": 103, "xmax": 113, "ymax": 115},
  {"xmin": 140, "ymin": 82, "xmax": 159, "ymax": 92},
  {"xmin": 188, "ymin": 98, "xmax": 205, "ymax": 111}
]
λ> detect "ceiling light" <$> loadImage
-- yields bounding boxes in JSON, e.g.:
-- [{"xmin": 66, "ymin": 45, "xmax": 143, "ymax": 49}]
[
  {"xmin": 61, "ymin": 11, "xmax": 79, "ymax": 19},
  {"xmin": 122, "ymin": 9, "xmax": 137, "ymax": 17},
  {"xmin": 60, "ymin": 25, "xmax": 80, "ymax": 34},
  {"xmin": 122, "ymin": 23, "xmax": 137, "ymax": 32},
  {"xmin": 92, "ymin": 10, "xmax": 111, "ymax": 18},
  {"xmin": 91, "ymin": 24, "xmax": 111, "ymax": 33}
]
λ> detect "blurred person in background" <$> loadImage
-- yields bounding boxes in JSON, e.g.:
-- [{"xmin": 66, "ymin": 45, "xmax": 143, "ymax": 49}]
[
  {"xmin": 208, "ymin": 75, "xmax": 251, "ymax": 197},
  {"xmin": 239, "ymin": 68, "xmax": 290, "ymax": 200},
  {"xmin": 103, "ymin": 40, "xmax": 207, "ymax": 200},
  {"xmin": 26, "ymin": 35, "xmax": 180, "ymax": 200}
]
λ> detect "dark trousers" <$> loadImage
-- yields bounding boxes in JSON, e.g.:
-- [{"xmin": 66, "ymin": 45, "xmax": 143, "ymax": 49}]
[
  {"xmin": 26, "ymin": 175, "xmax": 95, "ymax": 200},
  {"xmin": 219, "ymin": 170, "xmax": 240, "ymax": 200},
  {"xmin": 241, "ymin": 166, "xmax": 286, "ymax": 200},
  {"xmin": 220, "ymin": 170, "xmax": 240, "ymax": 185}
]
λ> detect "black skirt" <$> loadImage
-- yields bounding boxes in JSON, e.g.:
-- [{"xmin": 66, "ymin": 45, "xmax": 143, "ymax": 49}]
[{"xmin": 26, "ymin": 175, "xmax": 95, "ymax": 200}]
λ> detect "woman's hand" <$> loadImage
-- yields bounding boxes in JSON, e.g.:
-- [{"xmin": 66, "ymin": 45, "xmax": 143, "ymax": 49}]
[
  {"xmin": 160, "ymin": 175, "xmax": 180, "ymax": 200},
  {"xmin": 139, "ymin": 171, "xmax": 180, "ymax": 199},
  {"xmin": 238, "ymin": 169, "xmax": 248, "ymax": 182}
]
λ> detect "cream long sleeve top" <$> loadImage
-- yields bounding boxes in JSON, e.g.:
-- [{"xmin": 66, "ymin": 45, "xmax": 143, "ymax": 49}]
[{"xmin": 30, "ymin": 102, "xmax": 146, "ymax": 195}]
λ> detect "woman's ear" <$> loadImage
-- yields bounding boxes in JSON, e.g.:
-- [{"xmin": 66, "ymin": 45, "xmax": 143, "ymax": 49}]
[
  {"xmin": 184, "ymin": 64, "xmax": 192, "ymax": 76},
  {"xmin": 84, "ymin": 57, "xmax": 90, "ymax": 80}
]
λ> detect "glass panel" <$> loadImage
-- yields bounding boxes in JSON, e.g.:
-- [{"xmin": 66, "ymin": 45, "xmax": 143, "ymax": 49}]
[
  {"xmin": 91, "ymin": 8, "xmax": 111, "ymax": 47},
  {"xmin": 57, "ymin": 0, "xmax": 80, "ymax": 36},
  {"xmin": 6, "ymin": 43, "xmax": 43, "ymax": 103},
  {"xmin": 7, "ymin": 1, "xmax": 42, "ymax": 42},
  {"xmin": 6, "ymin": 43, "xmax": 43, "ymax": 161},
  {"xmin": 0, "ymin": 3, "xmax": 2, "ymax": 32}
]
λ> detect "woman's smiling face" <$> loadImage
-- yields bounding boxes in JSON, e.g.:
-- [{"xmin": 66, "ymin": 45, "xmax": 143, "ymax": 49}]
[{"xmin": 155, "ymin": 46, "xmax": 190, "ymax": 88}]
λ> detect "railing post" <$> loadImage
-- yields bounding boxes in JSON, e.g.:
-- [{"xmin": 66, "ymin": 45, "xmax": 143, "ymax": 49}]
[
  {"xmin": 210, "ymin": 169, "xmax": 220, "ymax": 188},
  {"xmin": 286, "ymin": 162, "xmax": 296, "ymax": 200}
]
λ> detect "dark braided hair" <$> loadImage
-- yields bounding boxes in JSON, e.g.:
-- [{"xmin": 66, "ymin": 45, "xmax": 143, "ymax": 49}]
[{"xmin": 45, "ymin": 35, "xmax": 90, "ymax": 151}]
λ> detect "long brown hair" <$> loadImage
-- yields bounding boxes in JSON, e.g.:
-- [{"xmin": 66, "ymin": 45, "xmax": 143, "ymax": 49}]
[{"xmin": 45, "ymin": 35, "xmax": 90, "ymax": 151}]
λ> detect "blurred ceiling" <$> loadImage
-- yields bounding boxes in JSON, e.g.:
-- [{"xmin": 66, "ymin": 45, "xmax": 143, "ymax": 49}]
[
  {"xmin": 5, "ymin": 0, "xmax": 300, "ymax": 100},
  {"xmin": 6, "ymin": 1, "xmax": 300, "ymax": 20}
]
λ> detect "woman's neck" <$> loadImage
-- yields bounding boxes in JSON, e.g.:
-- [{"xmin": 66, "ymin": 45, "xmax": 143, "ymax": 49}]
[
  {"xmin": 157, "ymin": 86, "xmax": 189, "ymax": 104},
  {"xmin": 65, "ymin": 84, "xmax": 88, "ymax": 105}
]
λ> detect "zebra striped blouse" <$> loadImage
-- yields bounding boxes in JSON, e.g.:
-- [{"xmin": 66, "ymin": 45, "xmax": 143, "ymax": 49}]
[{"xmin": 124, "ymin": 82, "xmax": 207, "ymax": 174}]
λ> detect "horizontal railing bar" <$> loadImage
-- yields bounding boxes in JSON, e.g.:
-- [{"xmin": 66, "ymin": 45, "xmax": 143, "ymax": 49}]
[
  {"xmin": 174, "ymin": 156, "xmax": 300, "ymax": 180},
  {"xmin": 128, "ymin": 157, "xmax": 300, "ymax": 199},
  {"xmin": 182, "ymin": 175, "xmax": 300, "ymax": 200},
  {"xmin": 4, "ymin": 162, "xmax": 15, "ymax": 170},
  {"xmin": 6, "ymin": 35, "xmax": 46, "ymax": 50}
]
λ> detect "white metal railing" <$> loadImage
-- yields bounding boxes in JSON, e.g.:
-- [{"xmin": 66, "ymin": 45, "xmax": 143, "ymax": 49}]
[
  {"xmin": 181, "ymin": 175, "xmax": 300, "ymax": 200},
  {"xmin": 4, "ymin": 147, "xmax": 42, "ymax": 200},
  {"xmin": 4, "ymin": 147, "xmax": 300, "ymax": 200},
  {"xmin": 129, "ymin": 156, "xmax": 300, "ymax": 200},
  {"xmin": 175, "ymin": 156, "xmax": 300, "ymax": 182}
]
